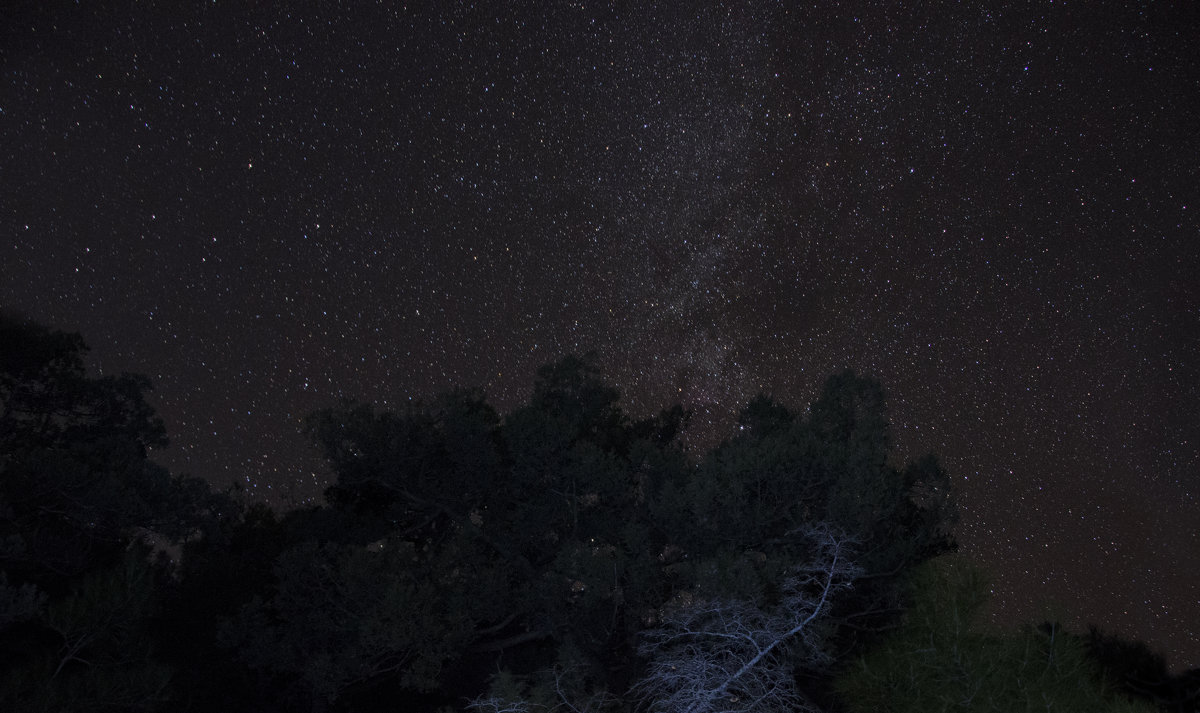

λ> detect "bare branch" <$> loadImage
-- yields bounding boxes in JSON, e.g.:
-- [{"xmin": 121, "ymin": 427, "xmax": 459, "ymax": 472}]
[{"xmin": 633, "ymin": 525, "xmax": 861, "ymax": 713}]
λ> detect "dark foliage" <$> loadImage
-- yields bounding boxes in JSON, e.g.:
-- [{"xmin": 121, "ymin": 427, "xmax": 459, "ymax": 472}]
[
  {"xmin": 1, "ymin": 315, "xmax": 1183, "ymax": 712},
  {"xmin": 0, "ymin": 314, "xmax": 228, "ymax": 711},
  {"xmin": 1076, "ymin": 626, "xmax": 1200, "ymax": 712},
  {"xmin": 836, "ymin": 558, "xmax": 1160, "ymax": 713}
]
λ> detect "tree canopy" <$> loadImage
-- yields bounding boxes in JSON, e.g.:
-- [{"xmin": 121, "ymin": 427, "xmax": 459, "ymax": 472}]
[
  {"xmin": 2, "ymin": 314, "xmax": 1194, "ymax": 712},
  {"xmin": 0, "ymin": 313, "xmax": 226, "ymax": 711},
  {"xmin": 222, "ymin": 356, "xmax": 957, "ymax": 709},
  {"xmin": 835, "ymin": 556, "xmax": 1161, "ymax": 713}
]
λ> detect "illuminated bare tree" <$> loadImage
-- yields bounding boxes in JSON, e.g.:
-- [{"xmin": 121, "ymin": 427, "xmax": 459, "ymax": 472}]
[{"xmin": 633, "ymin": 526, "xmax": 859, "ymax": 713}]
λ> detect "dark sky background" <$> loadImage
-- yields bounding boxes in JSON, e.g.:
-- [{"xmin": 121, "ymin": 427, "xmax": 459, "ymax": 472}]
[{"xmin": 3, "ymin": 1, "xmax": 1197, "ymax": 671}]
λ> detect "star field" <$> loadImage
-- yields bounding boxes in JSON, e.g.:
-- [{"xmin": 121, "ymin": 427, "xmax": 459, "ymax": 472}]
[{"xmin": 2, "ymin": 1, "xmax": 1198, "ymax": 670}]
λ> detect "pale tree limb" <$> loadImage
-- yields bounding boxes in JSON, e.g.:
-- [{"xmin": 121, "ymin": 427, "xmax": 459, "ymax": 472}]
[{"xmin": 633, "ymin": 524, "xmax": 861, "ymax": 713}]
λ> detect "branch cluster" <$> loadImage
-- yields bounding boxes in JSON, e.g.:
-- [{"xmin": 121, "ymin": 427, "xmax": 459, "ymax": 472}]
[{"xmin": 633, "ymin": 526, "xmax": 860, "ymax": 713}]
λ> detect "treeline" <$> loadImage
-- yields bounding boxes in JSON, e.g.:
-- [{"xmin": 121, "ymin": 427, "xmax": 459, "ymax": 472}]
[{"xmin": 0, "ymin": 314, "xmax": 1195, "ymax": 712}]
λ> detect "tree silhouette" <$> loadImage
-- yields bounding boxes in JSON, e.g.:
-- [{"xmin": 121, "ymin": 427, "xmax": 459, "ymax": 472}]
[
  {"xmin": 1079, "ymin": 626, "xmax": 1200, "ymax": 712},
  {"xmin": 9, "ymin": 316, "xmax": 1180, "ymax": 713},
  {"xmin": 258, "ymin": 356, "xmax": 960, "ymax": 708},
  {"xmin": 835, "ymin": 556, "xmax": 1158, "ymax": 713},
  {"xmin": 0, "ymin": 314, "xmax": 224, "ymax": 711},
  {"xmin": 0, "ymin": 322, "xmax": 968, "ymax": 711}
]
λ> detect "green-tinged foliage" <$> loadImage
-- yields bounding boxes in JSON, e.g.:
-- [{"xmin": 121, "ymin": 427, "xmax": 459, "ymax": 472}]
[{"xmin": 835, "ymin": 556, "xmax": 1158, "ymax": 713}]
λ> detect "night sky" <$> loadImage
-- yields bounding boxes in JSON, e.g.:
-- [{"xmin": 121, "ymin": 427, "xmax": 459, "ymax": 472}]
[{"xmin": 3, "ymin": 1, "xmax": 1197, "ymax": 670}]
